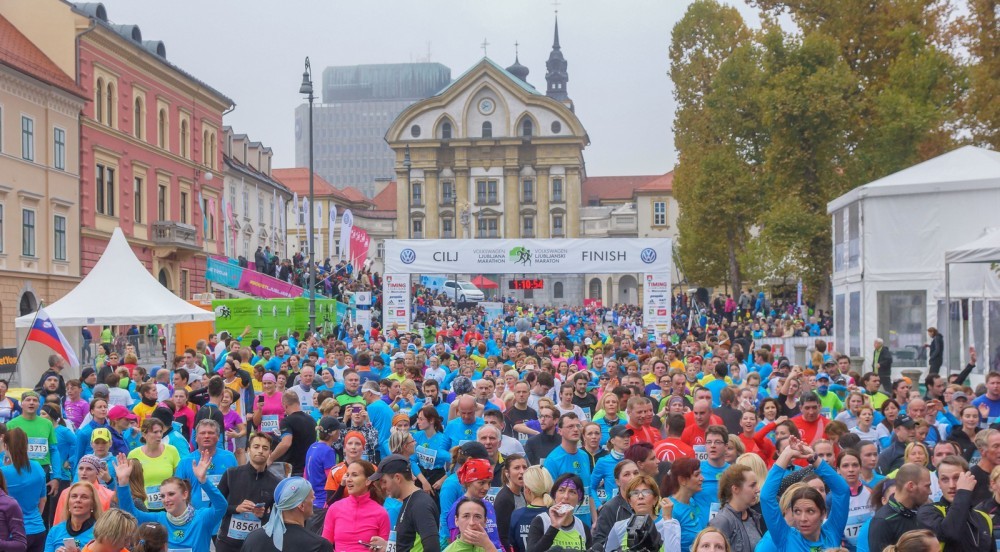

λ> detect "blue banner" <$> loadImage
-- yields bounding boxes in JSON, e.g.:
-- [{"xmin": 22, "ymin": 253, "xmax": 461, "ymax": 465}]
[{"xmin": 206, "ymin": 257, "xmax": 242, "ymax": 289}]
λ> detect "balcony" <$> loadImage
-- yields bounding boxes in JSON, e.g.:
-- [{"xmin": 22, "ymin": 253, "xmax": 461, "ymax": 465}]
[{"xmin": 151, "ymin": 221, "xmax": 199, "ymax": 255}]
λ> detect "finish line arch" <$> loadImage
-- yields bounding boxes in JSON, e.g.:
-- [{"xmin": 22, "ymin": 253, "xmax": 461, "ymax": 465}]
[{"xmin": 383, "ymin": 238, "xmax": 672, "ymax": 334}]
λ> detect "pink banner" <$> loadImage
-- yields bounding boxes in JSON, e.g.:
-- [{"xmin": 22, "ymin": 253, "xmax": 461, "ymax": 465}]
[
  {"xmin": 349, "ymin": 226, "xmax": 371, "ymax": 267},
  {"xmin": 237, "ymin": 270, "xmax": 303, "ymax": 299}
]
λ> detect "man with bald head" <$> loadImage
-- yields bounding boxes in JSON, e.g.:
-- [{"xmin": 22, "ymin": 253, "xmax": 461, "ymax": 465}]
[
  {"xmin": 680, "ymin": 399, "xmax": 715, "ymax": 447},
  {"xmin": 443, "ymin": 395, "xmax": 484, "ymax": 450}
]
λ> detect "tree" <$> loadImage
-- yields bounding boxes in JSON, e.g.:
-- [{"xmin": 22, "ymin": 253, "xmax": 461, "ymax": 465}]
[{"xmin": 960, "ymin": 0, "xmax": 1000, "ymax": 148}]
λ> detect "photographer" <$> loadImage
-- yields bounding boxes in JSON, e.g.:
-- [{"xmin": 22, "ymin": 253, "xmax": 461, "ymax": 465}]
[{"xmin": 603, "ymin": 475, "xmax": 680, "ymax": 552}]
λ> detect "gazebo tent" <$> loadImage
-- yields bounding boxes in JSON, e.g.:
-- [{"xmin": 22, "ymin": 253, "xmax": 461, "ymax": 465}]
[
  {"xmin": 471, "ymin": 275, "xmax": 499, "ymax": 289},
  {"xmin": 944, "ymin": 228, "xmax": 1000, "ymax": 370},
  {"xmin": 14, "ymin": 228, "xmax": 214, "ymax": 384}
]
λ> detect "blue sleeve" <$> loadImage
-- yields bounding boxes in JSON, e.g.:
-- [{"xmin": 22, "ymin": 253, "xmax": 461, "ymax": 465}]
[
  {"xmin": 49, "ymin": 431, "xmax": 62, "ymax": 480},
  {"xmin": 200, "ymin": 476, "xmax": 228, "ymax": 527},
  {"xmin": 74, "ymin": 427, "xmax": 90, "ymax": 465},
  {"xmin": 817, "ymin": 460, "xmax": 850, "ymax": 537},
  {"xmin": 485, "ymin": 499, "xmax": 503, "ymax": 550},
  {"xmin": 116, "ymin": 483, "xmax": 163, "ymax": 525},
  {"xmin": 761, "ymin": 463, "xmax": 790, "ymax": 545},
  {"xmin": 43, "ymin": 524, "xmax": 59, "ymax": 552}
]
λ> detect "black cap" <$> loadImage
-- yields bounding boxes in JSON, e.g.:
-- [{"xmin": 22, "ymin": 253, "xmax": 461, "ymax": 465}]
[
  {"xmin": 368, "ymin": 454, "xmax": 411, "ymax": 481},
  {"xmin": 609, "ymin": 425, "xmax": 635, "ymax": 440},
  {"xmin": 459, "ymin": 441, "xmax": 489, "ymax": 460},
  {"xmin": 318, "ymin": 416, "xmax": 343, "ymax": 434},
  {"xmin": 894, "ymin": 414, "xmax": 915, "ymax": 429}
]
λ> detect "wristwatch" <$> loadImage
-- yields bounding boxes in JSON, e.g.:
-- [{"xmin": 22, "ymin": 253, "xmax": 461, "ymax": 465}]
[{"xmin": 806, "ymin": 455, "xmax": 818, "ymax": 465}]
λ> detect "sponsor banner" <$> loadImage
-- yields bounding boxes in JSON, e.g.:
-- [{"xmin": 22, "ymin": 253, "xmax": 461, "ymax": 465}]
[
  {"xmin": 211, "ymin": 297, "xmax": 338, "ymax": 348},
  {"xmin": 349, "ymin": 226, "xmax": 371, "ymax": 267},
  {"xmin": 206, "ymin": 257, "xmax": 242, "ymax": 289},
  {"xmin": 339, "ymin": 209, "xmax": 354, "ymax": 261},
  {"xmin": 385, "ymin": 238, "xmax": 671, "ymax": 275},
  {"xmin": 583, "ymin": 298, "xmax": 603, "ymax": 309},
  {"xmin": 382, "ymin": 274, "xmax": 411, "ymax": 332},
  {"xmin": 356, "ymin": 309, "xmax": 372, "ymax": 333},
  {"xmin": 644, "ymin": 272, "xmax": 672, "ymax": 335},
  {"xmin": 238, "ymin": 270, "xmax": 302, "ymax": 299},
  {"xmin": 419, "ymin": 275, "xmax": 448, "ymax": 291},
  {"xmin": 481, "ymin": 302, "xmax": 503, "ymax": 322},
  {"xmin": 0, "ymin": 348, "xmax": 16, "ymax": 375}
]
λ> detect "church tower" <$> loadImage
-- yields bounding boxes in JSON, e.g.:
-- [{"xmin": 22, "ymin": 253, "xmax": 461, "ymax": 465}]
[{"xmin": 545, "ymin": 15, "xmax": 570, "ymax": 105}]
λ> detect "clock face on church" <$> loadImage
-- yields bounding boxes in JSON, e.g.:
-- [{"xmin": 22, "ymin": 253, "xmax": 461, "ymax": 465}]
[{"xmin": 478, "ymin": 98, "xmax": 495, "ymax": 115}]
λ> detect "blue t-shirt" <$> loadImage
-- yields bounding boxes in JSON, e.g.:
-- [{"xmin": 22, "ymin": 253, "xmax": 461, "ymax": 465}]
[
  {"xmin": 443, "ymin": 418, "xmax": 484, "ymax": 450},
  {"xmin": 366, "ymin": 400, "xmax": 396, "ymax": 459},
  {"xmin": 543, "ymin": 445, "xmax": 596, "ymax": 525},
  {"xmin": 2, "ymin": 461, "xmax": 46, "ymax": 535},
  {"xmin": 670, "ymin": 496, "xmax": 703, "ymax": 552},
  {"xmin": 44, "ymin": 521, "xmax": 95, "ymax": 552},
  {"xmin": 693, "ymin": 460, "xmax": 729, "ymax": 526},
  {"xmin": 116, "ymin": 476, "xmax": 227, "ymax": 552},
  {"xmin": 304, "ymin": 442, "xmax": 339, "ymax": 507},
  {"xmin": 972, "ymin": 394, "xmax": 1000, "ymax": 424},
  {"xmin": 173, "ymin": 448, "xmax": 238, "ymax": 509}
]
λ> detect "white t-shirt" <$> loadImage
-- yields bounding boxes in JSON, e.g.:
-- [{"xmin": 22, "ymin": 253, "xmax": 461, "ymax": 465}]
[{"xmin": 108, "ymin": 387, "xmax": 132, "ymax": 407}]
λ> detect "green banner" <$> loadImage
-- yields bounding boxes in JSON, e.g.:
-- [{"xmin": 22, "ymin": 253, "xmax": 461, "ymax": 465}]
[{"xmin": 211, "ymin": 298, "xmax": 338, "ymax": 348}]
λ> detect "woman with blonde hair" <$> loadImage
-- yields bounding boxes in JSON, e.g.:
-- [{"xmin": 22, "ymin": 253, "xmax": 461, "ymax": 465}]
[
  {"xmin": 883, "ymin": 529, "xmax": 939, "ymax": 552},
  {"xmin": 692, "ymin": 526, "xmax": 732, "ymax": 552},
  {"xmin": 508, "ymin": 466, "xmax": 552, "ymax": 552},
  {"xmin": 735, "ymin": 453, "xmax": 768, "ymax": 493},
  {"xmin": 44, "ymin": 482, "xmax": 103, "ymax": 552},
  {"xmin": 726, "ymin": 435, "xmax": 746, "ymax": 464},
  {"xmin": 80, "ymin": 509, "xmax": 137, "ymax": 552}
]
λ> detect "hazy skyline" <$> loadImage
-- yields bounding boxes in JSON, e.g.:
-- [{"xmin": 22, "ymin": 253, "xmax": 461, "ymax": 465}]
[{"xmin": 100, "ymin": 0, "xmax": 764, "ymax": 179}]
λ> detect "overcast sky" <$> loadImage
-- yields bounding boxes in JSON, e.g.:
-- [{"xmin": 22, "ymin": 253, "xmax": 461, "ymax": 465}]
[{"xmin": 101, "ymin": 0, "xmax": 764, "ymax": 178}]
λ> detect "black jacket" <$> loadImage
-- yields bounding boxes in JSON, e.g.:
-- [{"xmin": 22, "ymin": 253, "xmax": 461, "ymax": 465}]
[
  {"xmin": 216, "ymin": 462, "xmax": 281, "ymax": 545},
  {"xmin": 590, "ymin": 493, "xmax": 633, "ymax": 552},
  {"xmin": 917, "ymin": 491, "xmax": 995, "ymax": 552},
  {"xmin": 876, "ymin": 437, "xmax": 907, "ymax": 475},
  {"xmin": 869, "ymin": 500, "xmax": 924, "ymax": 552}
]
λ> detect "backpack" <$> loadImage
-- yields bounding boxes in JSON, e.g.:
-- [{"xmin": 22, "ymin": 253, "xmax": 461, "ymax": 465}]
[{"xmin": 194, "ymin": 403, "xmax": 226, "ymax": 435}]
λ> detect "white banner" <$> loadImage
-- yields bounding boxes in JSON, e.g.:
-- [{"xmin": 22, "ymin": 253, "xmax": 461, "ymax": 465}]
[
  {"xmin": 328, "ymin": 204, "xmax": 337, "ymax": 261},
  {"xmin": 385, "ymin": 238, "xmax": 671, "ymax": 275},
  {"xmin": 291, "ymin": 192, "xmax": 299, "ymax": 227},
  {"xmin": 339, "ymin": 209, "xmax": 354, "ymax": 261},
  {"xmin": 481, "ymin": 301, "xmax": 503, "ymax": 322},
  {"xmin": 356, "ymin": 309, "xmax": 372, "ymax": 333},
  {"xmin": 382, "ymin": 273, "xmax": 410, "ymax": 332},
  {"xmin": 644, "ymin": 272, "xmax": 672, "ymax": 335},
  {"xmin": 302, "ymin": 197, "xmax": 311, "ymax": 237}
]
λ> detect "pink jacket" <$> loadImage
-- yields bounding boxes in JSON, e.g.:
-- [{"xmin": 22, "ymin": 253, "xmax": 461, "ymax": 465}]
[{"xmin": 321, "ymin": 492, "xmax": 390, "ymax": 551}]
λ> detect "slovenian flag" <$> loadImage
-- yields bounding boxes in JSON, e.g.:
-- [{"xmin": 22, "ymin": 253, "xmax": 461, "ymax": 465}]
[{"xmin": 27, "ymin": 307, "xmax": 79, "ymax": 368}]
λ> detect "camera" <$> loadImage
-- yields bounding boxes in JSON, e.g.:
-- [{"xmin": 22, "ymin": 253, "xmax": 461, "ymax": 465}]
[{"xmin": 624, "ymin": 514, "xmax": 662, "ymax": 552}]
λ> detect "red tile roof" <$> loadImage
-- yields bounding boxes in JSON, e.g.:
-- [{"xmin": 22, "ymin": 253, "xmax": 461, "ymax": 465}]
[
  {"xmin": 372, "ymin": 181, "xmax": 397, "ymax": 211},
  {"xmin": 582, "ymin": 174, "xmax": 661, "ymax": 204},
  {"xmin": 0, "ymin": 16, "xmax": 83, "ymax": 98},
  {"xmin": 635, "ymin": 171, "xmax": 674, "ymax": 193},
  {"xmin": 272, "ymin": 168, "xmax": 371, "ymax": 206}
]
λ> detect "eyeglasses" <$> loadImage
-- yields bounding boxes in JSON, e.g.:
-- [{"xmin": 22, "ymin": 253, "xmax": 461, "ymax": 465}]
[{"xmin": 629, "ymin": 489, "xmax": 655, "ymax": 498}]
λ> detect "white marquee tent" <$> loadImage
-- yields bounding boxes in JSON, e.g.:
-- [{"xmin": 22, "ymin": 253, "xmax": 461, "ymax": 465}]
[
  {"xmin": 15, "ymin": 228, "xmax": 214, "ymax": 384},
  {"xmin": 827, "ymin": 145, "xmax": 1000, "ymax": 379}
]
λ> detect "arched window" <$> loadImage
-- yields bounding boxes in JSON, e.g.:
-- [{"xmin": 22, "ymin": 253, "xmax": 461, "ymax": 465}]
[
  {"xmin": 554, "ymin": 282, "xmax": 564, "ymax": 299},
  {"xmin": 521, "ymin": 118, "xmax": 533, "ymax": 137},
  {"xmin": 210, "ymin": 133, "xmax": 216, "ymax": 169},
  {"xmin": 442, "ymin": 121, "xmax": 452, "ymax": 140},
  {"xmin": 95, "ymin": 78, "xmax": 104, "ymax": 123},
  {"xmin": 180, "ymin": 120, "xmax": 188, "ymax": 158},
  {"xmin": 106, "ymin": 82, "xmax": 114, "ymax": 127},
  {"xmin": 158, "ymin": 109, "xmax": 166, "ymax": 148},
  {"xmin": 482, "ymin": 121, "xmax": 492, "ymax": 139},
  {"xmin": 589, "ymin": 278, "xmax": 602, "ymax": 299},
  {"xmin": 133, "ymin": 97, "xmax": 142, "ymax": 137},
  {"xmin": 203, "ymin": 130, "xmax": 209, "ymax": 164}
]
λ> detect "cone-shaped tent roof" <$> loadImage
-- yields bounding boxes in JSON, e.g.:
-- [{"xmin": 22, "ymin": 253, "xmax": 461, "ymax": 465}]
[{"xmin": 15, "ymin": 228, "xmax": 215, "ymax": 327}]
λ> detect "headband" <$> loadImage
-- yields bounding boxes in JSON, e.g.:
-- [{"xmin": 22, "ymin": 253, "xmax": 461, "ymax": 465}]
[{"xmin": 263, "ymin": 477, "xmax": 311, "ymax": 551}]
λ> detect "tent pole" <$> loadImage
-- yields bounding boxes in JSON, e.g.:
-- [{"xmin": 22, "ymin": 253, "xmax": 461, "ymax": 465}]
[{"xmin": 944, "ymin": 262, "xmax": 951, "ymax": 381}]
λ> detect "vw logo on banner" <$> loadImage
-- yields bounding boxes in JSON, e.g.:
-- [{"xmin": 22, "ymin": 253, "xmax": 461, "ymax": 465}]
[
  {"xmin": 640, "ymin": 248, "xmax": 657, "ymax": 264},
  {"xmin": 400, "ymin": 248, "xmax": 416, "ymax": 264}
]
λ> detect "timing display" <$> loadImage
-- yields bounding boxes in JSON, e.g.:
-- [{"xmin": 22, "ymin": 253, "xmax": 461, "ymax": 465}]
[{"xmin": 508, "ymin": 279, "xmax": 545, "ymax": 290}]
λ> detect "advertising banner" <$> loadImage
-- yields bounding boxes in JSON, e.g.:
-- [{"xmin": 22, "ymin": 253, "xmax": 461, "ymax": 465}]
[
  {"xmin": 583, "ymin": 298, "xmax": 603, "ymax": 309},
  {"xmin": 382, "ymin": 273, "xmax": 411, "ymax": 332},
  {"xmin": 0, "ymin": 348, "xmax": 17, "ymax": 375},
  {"xmin": 211, "ymin": 297, "xmax": 338, "ymax": 348},
  {"xmin": 206, "ymin": 257, "xmax": 242, "ymax": 289},
  {"xmin": 349, "ymin": 226, "xmax": 371, "ymax": 267},
  {"xmin": 207, "ymin": 257, "xmax": 308, "ymax": 299},
  {"xmin": 356, "ymin": 309, "xmax": 372, "ymax": 333},
  {"xmin": 385, "ymin": 238, "xmax": 671, "ymax": 275},
  {"xmin": 644, "ymin": 272, "xmax": 672, "ymax": 335},
  {"xmin": 481, "ymin": 301, "xmax": 504, "ymax": 322},
  {"xmin": 339, "ymin": 209, "xmax": 354, "ymax": 261}
]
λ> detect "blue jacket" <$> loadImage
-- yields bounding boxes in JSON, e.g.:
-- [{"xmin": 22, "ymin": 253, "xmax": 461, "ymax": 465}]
[
  {"xmin": 116, "ymin": 474, "xmax": 227, "ymax": 552},
  {"xmin": 44, "ymin": 520, "xmax": 95, "ymax": 552},
  {"xmin": 761, "ymin": 461, "xmax": 849, "ymax": 552}
]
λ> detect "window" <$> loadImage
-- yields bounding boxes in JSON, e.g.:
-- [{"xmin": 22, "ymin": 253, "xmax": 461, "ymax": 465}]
[
  {"xmin": 133, "ymin": 97, "xmax": 142, "ymax": 138},
  {"xmin": 376, "ymin": 241, "xmax": 385, "ymax": 259},
  {"xmin": 242, "ymin": 189, "xmax": 249, "ymax": 217},
  {"xmin": 410, "ymin": 124, "xmax": 421, "ymax": 138},
  {"xmin": 180, "ymin": 270, "xmax": 188, "ymax": 300},
  {"xmin": 21, "ymin": 209, "xmax": 34, "ymax": 257},
  {"xmin": 553, "ymin": 214, "xmax": 564, "ymax": 236},
  {"xmin": 158, "ymin": 109, "xmax": 166, "ymax": 148},
  {"xmin": 848, "ymin": 203, "xmax": 861, "ymax": 269},
  {"xmin": 412, "ymin": 182, "xmax": 423, "ymax": 206},
  {"xmin": 522, "ymin": 179, "xmax": 534, "ymax": 203},
  {"xmin": 21, "ymin": 116, "xmax": 33, "ymax": 161},
  {"xmin": 835, "ymin": 294, "xmax": 845, "ymax": 359},
  {"xmin": 476, "ymin": 180, "xmax": 498, "ymax": 204},
  {"xmin": 477, "ymin": 217, "xmax": 498, "ymax": 238},
  {"xmin": 134, "ymin": 177, "xmax": 143, "ymax": 223},
  {"xmin": 552, "ymin": 178, "xmax": 563, "ymax": 202},
  {"xmin": 209, "ymin": 132, "xmax": 216, "ymax": 169},
  {"xmin": 157, "ymin": 184, "xmax": 167, "ymax": 221},
  {"xmin": 258, "ymin": 193, "xmax": 264, "ymax": 222},
  {"xmin": 554, "ymin": 282, "xmax": 564, "ymax": 299},
  {"xmin": 95, "ymin": 78, "xmax": 104, "ymax": 123},
  {"xmin": 442, "ymin": 218, "xmax": 454, "ymax": 238},
  {"xmin": 522, "ymin": 216, "xmax": 534, "ymax": 237},
  {"xmin": 482, "ymin": 121, "xmax": 492, "ymax": 138},
  {"xmin": 442, "ymin": 181, "xmax": 454, "ymax": 204},
  {"xmin": 53, "ymin": 215, "xmax": 66, "ymax": 261},
  {"xmin": 95, "ymin": 164, "xmax": 114, "ymax": 216},
  {"xmin": 180, "ymin": 120, "xmax": 188, "ymax": 158},
  {"xmin": 412, "ymin": 219, "xmax": 423, "ymax": 238},
  {"xmin": 0, "ymin": 204, "xmax": 5, "ymax": 252},
  {"xmin": 442, "ymin": 121, "xmax": 452, "ymax": 140},
  {"xmin": 180, "ymin": 191, "xmax": 188, "ymax": 224},
  {"xmin": 877, "ymin": 290, "xmax": 926, "ymax": 367},
  {"xmin": 53, "ymin": 128, "xmax": 65, "ymax": 170},
  {"xmin": 106, "ymin": 82, "xmax": 114, "ymax": 127},
  {"xmin": 521, "ymin": 118, "xmax": 533, "ymax": 137},
  {"xmin": 653, "ymin": 201, "xmax": 666, "ymax": 226}
]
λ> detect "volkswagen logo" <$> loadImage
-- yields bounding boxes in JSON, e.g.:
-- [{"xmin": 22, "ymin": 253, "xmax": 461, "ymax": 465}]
[
  {"xmin": 400, "ymin": 248, "xmax": 416, "ymax": 264},
  {"xmin": 640, "ymin": 248, "xmax": 657, "ymax": 264}
]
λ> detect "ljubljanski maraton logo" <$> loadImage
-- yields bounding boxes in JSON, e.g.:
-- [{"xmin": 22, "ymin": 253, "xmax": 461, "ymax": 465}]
[
  {"xmin": 640, "ymin": 248, "xmax": 657, "ymax": 264},
  {"xmin": 400, "ymin": 248, "xmax": 416, "ymax": 264},
  {"xmin": 509, "ymin": 246, "xmax": 532, "ymax": 266}
]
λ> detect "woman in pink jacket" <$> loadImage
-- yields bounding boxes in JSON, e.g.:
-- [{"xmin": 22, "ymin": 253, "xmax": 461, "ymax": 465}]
[{"xmin": 322, "ymin": 460, "xmax": 390, "ymax": 551}]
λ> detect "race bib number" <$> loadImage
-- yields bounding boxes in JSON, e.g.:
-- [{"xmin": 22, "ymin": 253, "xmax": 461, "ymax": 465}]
[
  {"xmin": 201, "ymin": 474, "xmax": 223, "ymax": 502},
  {"xmin": 596, "ymin": 488, "xmax": 608, "ymax": 502},
  {"xmin": 27, "ymin": 438, "xmax": 48, "ymax": 460},
  {"xmin": 709, "ymin": 502, "xmax": 721, "ymax": 521},
  {"xmin": 844, "ymin": 523, "xmax": 862, "ymax": 543},
  {"xmin": 821, "ymin": 407, "xmax": 833, "ymax": 419},
  {"xmin": 385, "ymin": 531, "xmax": 397, "ymax": 552},
  {"xmin": 517, "ymin": 432, "xmax": 530, "ymax": 445},
  {"xmin": 581, "ymin": 408, "xmax": 592, "ymax": 421},
  {"xmin": 485, "ymin": 487, "xmax": 501, "ymax": 504},
  {"xmin": 693, "ymin": 445, "xmax": 709, "ymax": 462},
  {"xmin": 261, "ymin": 415, "xmax": 280, "ymax": 435},
  {"xmin": 417, "ymin": 447, "xmax": 438, "ymax": 471},
  {"xmin": 574, "ymin": 494, "xmax": 591, "ymax": 517},
  {"xmin": 146, "ymin": 485, "xmax": 163, "ymax": 510},
  {"xmin": 227, "ymin": 512, "xmax": 261, "ymax": 540}
]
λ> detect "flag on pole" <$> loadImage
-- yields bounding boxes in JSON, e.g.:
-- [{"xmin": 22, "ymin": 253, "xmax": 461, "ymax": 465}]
[
  {"xmin": 302, "ymin": 196, "xmax": 311, "ymax": 237},
  {"xmin": 328, "ymin": 204, "xmax": 337, "ymax": 261},
  {"xmin": 339, "ymin": 209, "xmax": 354, "ymax": 261},
  {"xmin": 27, "ymin": 307, "xmax": 79, "ymax": 368},
  {"xmin": 292, "ymin": 192, "xmax": 299, "ymax": 227}
]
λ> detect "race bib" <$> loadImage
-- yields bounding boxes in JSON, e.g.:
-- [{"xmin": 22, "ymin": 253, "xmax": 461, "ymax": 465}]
[
  {"xmin": 709, "ymin": 502, "xmax": 721, "ymax": 521},
  {"xmin": 458, "ymin": 440, "xmax": 473, "ymax": 447},
  {"xmin": 27, "ymin": 438, "xmax": 48, "ymax": 460},
  {"xmin": 201, "ymin": 474, "xmax": 223, "ymax": 502},
  {"xmin": 821, "ymin": 407, "xmax": 833, "ymax": 419},
  {"xmin": 385, "ymin": 531, "xmax": 397, "ymax": 552},
  {"xmin": 596, "ymin": 488, "xmax": 608, "ymax": 503},
  {"xmin": 574, "ymin": 494, "xmax": 591, "ymax": 517},
  {"xmin": 517, "ymin": 432, "xmax": 530, "ymax": 445},
  {"xmin": 261, "ymin": 415, "xmax": 279, "ymax": 435},
  {"xmin": 146, "ymin": 485, "xmax": 163, "ymax": 510},
  {"xmin": 168, "ymin": 548, "xmax": 192, "ymax": 552},
  {"xmin": 581, "ymin": 408, "xmax": 592, "ymax": 421},
  {"xmin": 485, "ymin": 487, "xmax": 501, "ymax": 503},
  {"xmin": 417, "ymin": 447, "xmax": 438, "ymax": 470},
  {"xmin": 227, "ymin": 512, "xmax": 261, "ymax": 540},
  {"xmin": 693, "ymin": 445, "xmax": 709, "ymax": 462},
  {"xmin": 844, "ymin": 523, "xmax": 862, "ymax": 544}
]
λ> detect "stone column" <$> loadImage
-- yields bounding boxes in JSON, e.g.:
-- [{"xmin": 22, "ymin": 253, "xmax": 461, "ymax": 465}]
[
  {"xmin": 425, "ymin": 170, "xmax": 439, "ymax": 239},
  {"xmin": 537, "ymin": 168, "xmax": 550, "ymax": 237},
  {"xmin": 504, "ymin": 168, "xmax": 519, "ymax": 238},
  {"xmin": 566, "ymin": 166, "xmax": 582, "ymax": 238}
]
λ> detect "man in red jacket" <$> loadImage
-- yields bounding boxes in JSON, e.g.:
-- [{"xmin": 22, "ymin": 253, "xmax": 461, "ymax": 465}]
[
  {"xmin": 626, "ymin": 396, "xmax": 660, "ymax": 445},
  {"xmin": 792, "ymin": 393, "xmax": 827, "ymax": 444}
]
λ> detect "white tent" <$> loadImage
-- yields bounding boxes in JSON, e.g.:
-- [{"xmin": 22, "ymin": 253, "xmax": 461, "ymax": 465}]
[
  {"xmin": 16, "ymin": 228, "xmax": 216, "ymax": 328},
  {"xmin": 943, "ymin": 228, "xmax": 1000, "ymax": 371},
  {"xmin": 827, "ymin": 145, "xmax": 1000, "ymax": 380}
]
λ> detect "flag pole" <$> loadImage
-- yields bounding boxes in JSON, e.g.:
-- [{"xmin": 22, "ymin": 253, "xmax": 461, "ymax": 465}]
[{"xmin": 14, "ymin": 300, "xmax": 44, "ymax": 370}]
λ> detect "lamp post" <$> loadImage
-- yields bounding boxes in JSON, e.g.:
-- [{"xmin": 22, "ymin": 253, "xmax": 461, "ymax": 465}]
[
  {"xmin": 299, "ymin": 57, "xmax": 317, "ymax": 334},
  {"xmin": 404, "ymin": 145, "xmax": 412, "ymax": 239}
]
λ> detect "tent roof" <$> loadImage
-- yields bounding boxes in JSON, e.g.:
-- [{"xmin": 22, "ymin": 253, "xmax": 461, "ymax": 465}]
[
  {"xmin": 471, "ymin": 275, "xmax": 498, "ymax": 289},
  {"xmin": 828, "ymin": 146, "xmax": 1000, "ymax": 213},
  {"xmin": 15, "ymin": 228, "xmax": 215, "ymax": 327},
  {"xmin": 945, "ymin": 227, "xmax": 1000, "ymax": 264}
]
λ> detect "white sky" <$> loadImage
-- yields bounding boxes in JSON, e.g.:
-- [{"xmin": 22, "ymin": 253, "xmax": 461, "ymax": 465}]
[{"xmin": 100, "ymin": 0, "xmax": 765, "ymax": 178}]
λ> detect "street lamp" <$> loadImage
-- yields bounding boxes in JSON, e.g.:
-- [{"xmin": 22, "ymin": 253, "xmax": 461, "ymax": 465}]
[
  {"xmin": 404, "ymin": 145, "xmax": 412, "ymax": 239},
  {"xmin": 299, "ymin": 57, "xmax": 317, "ymax": 334}
]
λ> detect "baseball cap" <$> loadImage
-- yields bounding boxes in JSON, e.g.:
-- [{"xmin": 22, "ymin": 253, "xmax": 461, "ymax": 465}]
[
  {"xmin": 368, "ymin": 454, "xmax": 412, "ymax": 481},
  {"xmin": 894, "ymin": 414, "xmax": 915, "ymax": 429},
  {"xmin": 361, "ymin": 381, "xmax": 381, "ymax": 396},
  {"xmin": 108, "ymin": 405, "xmax": 136, "ymax": 421},
  {"xmin": 92, "ymin": 384, "xmax": 110, "ymax": 398},
  {"xmin": 609, "ymin": 425, "xmax": 635, "ymax": 440},
  {"xmin": 459, "ymin": 441, "xmax": 490, "ymax": 460},
  {"xmin": 91, "ymin": 428, "xmax": 112, "ymax": 443},
  {"xmin": 815, "ymin": 373, "xmax": 831, "ymax": 382},
  {"xmin": 952, "ymin": 392, "xmax": 969, "ymax": 401},
  {"xmin": 318, "ymin": 416, "xmax": 343, "ymax": 435}
]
